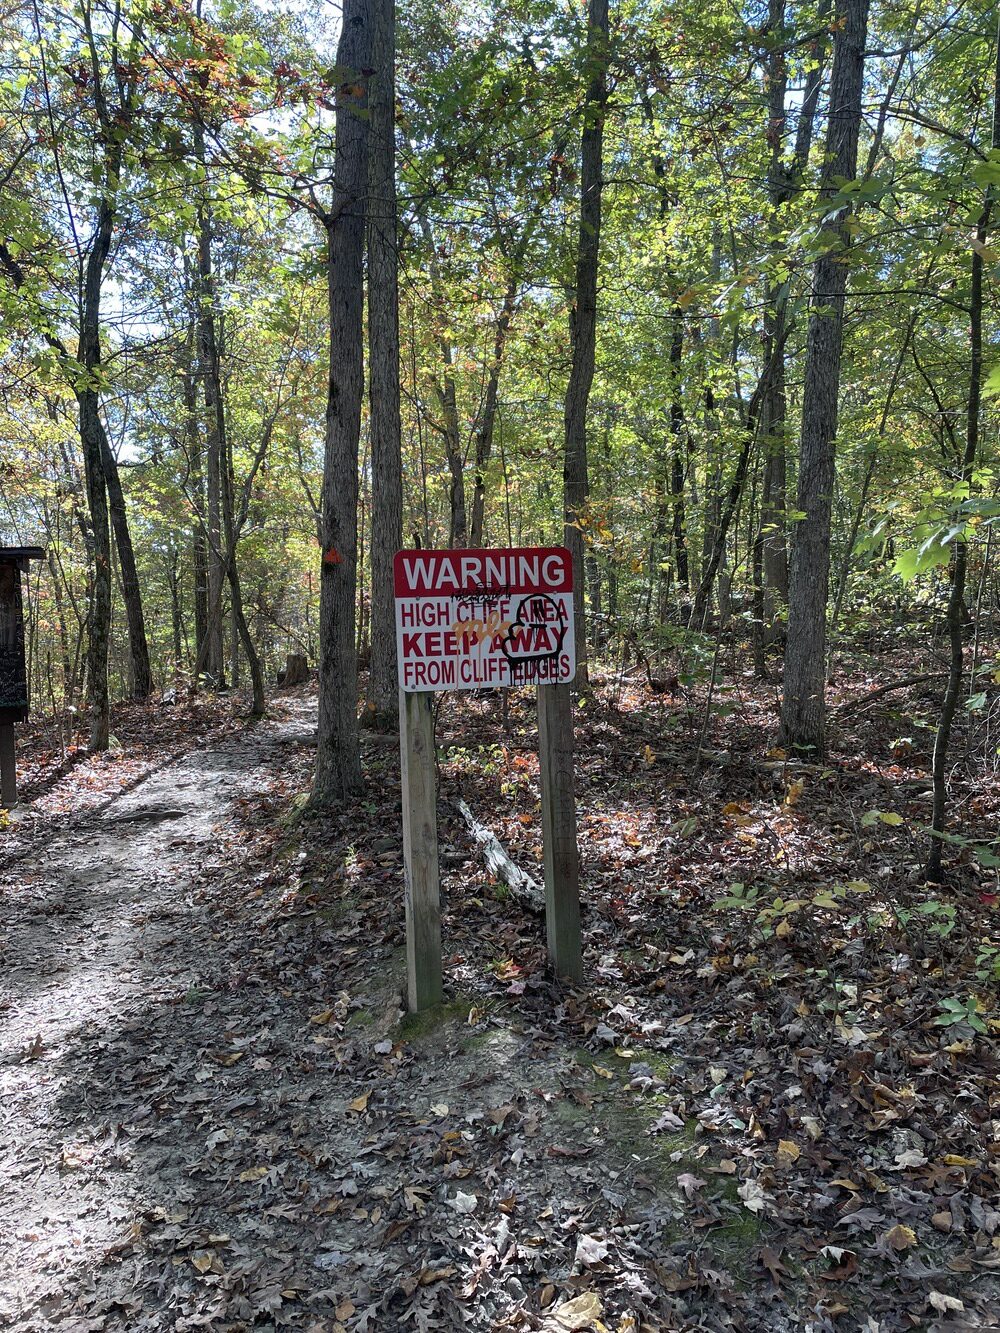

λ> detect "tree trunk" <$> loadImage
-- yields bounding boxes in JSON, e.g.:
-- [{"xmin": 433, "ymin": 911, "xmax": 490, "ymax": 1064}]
[
  {"xmin": 182, "ymin": 317, "xmax": 209, "ymax": 670},
  {"xmin": 78, "ymin": 199, "xmax": 115, "ymax": 752},
  {"xmin": 780, "ymin": 0, "xmax": 869, "ymax": 753},
  {"xmin": 365, "ymin": 0, "xmax": 404, "ymax": 726},
  {"xmin": 190, "ymin": 139, "xmax": 266, "ymax": 716},
  {"xmin": 668, "ymin": 308, "xmax": 688, "ymax": 592},
  {"xmin": 195, "ymin": 166, "xmax": 226, "ymax": 689},
  {"xmin": 418, "ymin": 216, "xmax": 467, "ymax": 548},
  {"xmin": 927, "ymin": 18, "xmax": 1000, "ymax": 879},
  {"xmin": 98, "ymin": 426, "xmax": 151, "ymax": 699},
  {"xmin": 221, "ymin": 429, "xmax": 266, "ymax": 716},
  {"xmin": 47, "ymin": 543, "xmax": 75, "ymax": 707},
  {"xmin": 312, "ymin": 0, "xmax": 371, "ymax": 806},
  {"xmin": 441, "ymin": 354, "xmax": 467, "ymax": 549},
  {"xmin": 168, "ymin": 547, "xmax": 183, "ymax": 680},
  {"xmin": 653, "ymin": 461, "xmax": 670, "ymax": 622},
  {"xmin": 469, "ymin": 278, "xmax": 518, "ymax": 548},
  {"xmin": 752, "ymin": 0, "xmax": 828, "ymax": 663},
  {"xmin": 564, "ymin": 0, "xmax": 609, "ymax": 687}
]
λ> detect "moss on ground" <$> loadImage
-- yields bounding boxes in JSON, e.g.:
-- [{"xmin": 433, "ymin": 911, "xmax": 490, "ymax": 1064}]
[
  {"xmin": 278, "ymin": 790, "xmax": 311, "ymax": 828},
  {"xmin": 397, "ymin": 995, "xmax": 477, "ymax": 1039},
  {"xmin": 559, "ymin": 1044, "xmax": 765, "ymax": 1276}
]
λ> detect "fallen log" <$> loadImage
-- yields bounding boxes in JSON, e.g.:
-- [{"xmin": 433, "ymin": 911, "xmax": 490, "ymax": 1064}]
[
  {"xmin": 454, "ymin": 798, "xmax": 545, "ymax": 914},
  {"xmin": 833, "ymin": 672, "xmax": 946, "ymax": 716}
]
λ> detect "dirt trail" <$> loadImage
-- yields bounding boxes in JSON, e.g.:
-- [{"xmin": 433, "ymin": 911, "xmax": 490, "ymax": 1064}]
[{"xmin": 0, "ymin": 701, "xmax": 324, "ymax": 1330}]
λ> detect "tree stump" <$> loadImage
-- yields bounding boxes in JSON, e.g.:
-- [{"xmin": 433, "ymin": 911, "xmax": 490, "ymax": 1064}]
[{"xmin": 282, "ymin": 653, "xmax": 309, "ymax": 687}]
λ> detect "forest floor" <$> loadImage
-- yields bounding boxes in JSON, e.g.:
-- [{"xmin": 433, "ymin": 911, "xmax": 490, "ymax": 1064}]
[{"xmin": 2, "ymin": 649, "xmax": 1000, "ymax": 1333}]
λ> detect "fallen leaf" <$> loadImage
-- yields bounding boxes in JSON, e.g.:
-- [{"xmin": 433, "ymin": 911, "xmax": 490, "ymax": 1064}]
[
  {"xmin": 575, "ymin": 1233, "xmax": 610, "ymax": 1266},
  {"xmin": 348, "ymin": 1091, "xmax": 371, "ymax": 1114},
  {"xmin": 738, "ymin": 1179, "xmax": 768, "ymax": 1215},
  {"xmin": 776, "ymin": 1139, "xmax": 801, "ymax": 1166},
  {"xmin": 893, "ymin": 1148, "xmax": 927, "ymax": 1168},
  {"xmin": 928, "ymin": 1291, "xmax": 964, "ymax": 1313},
  {"xmin": 677, "ymin": 1173, "xmax": 706, "ymax": 1200},
  {"xmin": 403, "ymin": 1185, "xmax": 429, "ymax": 1214},
  {"xmin": 801, "ymin": 1115, "xmax": 823, "ymax": 1141},
  {"xmin": 542, "ymin": 1292, "xmax": 603, "ymax": 1331},
  {"xmin": 884, "ymin": 1223, "xmax": 917, "ymax": 1251},
  {"xmin": 238, "ymin": 1162, "xmax": 270, "ymax": 1183},
  {"xmin": 419, "ymin": 1265, "xmax": 457, "ymax": 1284},
  {"xmin": 649, "ymin": 1108, "xmax": 685, "ymax": 1134},
  {"xmin": 760, "ymin": 1245, "xmax": 787, "ymax": 1286}
]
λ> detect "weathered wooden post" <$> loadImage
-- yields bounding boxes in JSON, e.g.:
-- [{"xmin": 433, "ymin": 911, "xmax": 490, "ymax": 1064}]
[
  {"xmin": 0, "ymin": 720, "xmax": 16, "ymax": 809},
  {"xmin": 400, "ymin": 686, "xmax": 443, "ymax": 1010},
  {"xmin": 394, "ymin": 547, "xmax": 582, "ymax": 1009},
  {"xmin": 0, "ymin": 546, "xmax": 45, "ymax": 809},
  {"xmin": 538, "ymin": 682, "xmax": 582, "ymax": 981}
]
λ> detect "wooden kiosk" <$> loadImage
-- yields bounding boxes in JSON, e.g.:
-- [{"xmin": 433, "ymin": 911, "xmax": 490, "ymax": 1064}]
[{"xmin": 0, "ymin": 546, "xmax": 45, "ymax": 808}]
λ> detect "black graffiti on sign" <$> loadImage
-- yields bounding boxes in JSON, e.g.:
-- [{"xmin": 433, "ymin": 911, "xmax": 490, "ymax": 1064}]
[
  {"xmin": 0, "ymin": 563, "xmax": 28, "ymax": 711},
  {"xmin": 501, "ymin": 593, "xmax": 568, "ymax": 682}
]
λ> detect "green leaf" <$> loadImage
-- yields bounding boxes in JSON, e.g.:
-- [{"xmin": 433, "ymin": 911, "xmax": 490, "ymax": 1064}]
[{"xmin": 861, "ymin": 809, "xmax": 903, "ymax": 827}]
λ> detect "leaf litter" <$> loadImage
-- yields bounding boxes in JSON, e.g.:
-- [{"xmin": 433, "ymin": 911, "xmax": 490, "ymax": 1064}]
[{"xmin": 0, "ymin": 669, "xmax": 999, "ymax": 1331}]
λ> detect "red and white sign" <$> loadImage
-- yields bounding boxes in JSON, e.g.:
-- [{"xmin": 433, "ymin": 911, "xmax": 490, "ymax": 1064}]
[{"xmin": 394, "ymin": 547, "xmax": 576, "ymax": 692}]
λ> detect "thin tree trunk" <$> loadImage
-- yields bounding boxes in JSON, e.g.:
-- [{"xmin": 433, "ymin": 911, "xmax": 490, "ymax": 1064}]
[
  {"xmin": 440, "ymin": 346, "xmax": 467, "ymax": 548},
  {"xmin": 701, "ymin": 383, "xmax": 722, "ymax": 591},
  {"xmin": 653, "ymin": 460, "xmax": 670, "ymax": 622},
  {"xmin": 195, "ymin": 160, "xmax": 226, "ymax": 689},
  {"xmin": 78, "ymin": 199, "xmax": 114, "ymax": 752},
  {"xmin": 928, "ymin": 19, "xmax": 1000, "ymax": 878},
  {"xmin": 780, "ymin": 0, "xmax": 870, "ymax": 753},
  {"xmin": 193, "ymin": 156, "xmax": 266, "ymax": 716},
  {"xmin": 470, "ymin": 277, "xmax": 518, "ymax": 548},
  {"xmin": 182, "ymin": 315, "xmax": 209, "ymax": 669},
  {"xmin": 221, "ymin": 423, "xmax": 266, "ymax": 715},
  {"xmin": 564, "ymin": 0, "xmax": 609, "ymax": 687},
  {"xmin": 46, "ymin": 540, "xmax": 74, "ymax": 707},
  {"xmin": 756, "ymin": 0, "xmax": 828, "ymax": 640},
  {"xmin": 168, "ymin": 547, "xmax": 183, "ymax": 680},
  {"xmin": 312, "ymin": 0, "xmax": 371, "ymax": 805},
  {"xmin": 418, "ymin": 216, "xmax": 467, "ymax": 547},
  {"xmin": 365, "ymin": 0, "xmax": 404, "ymax": 725},
  {"xmin": 668, "ymin": 308, "xmax": 688, "ymax": 591},
  {"xmin": 98, "ymin": 426, "xmax": 151, "ymax": 699},
  {"xmin": 692, "ymin": 367, "xmax": 776, "ymax": 626}
]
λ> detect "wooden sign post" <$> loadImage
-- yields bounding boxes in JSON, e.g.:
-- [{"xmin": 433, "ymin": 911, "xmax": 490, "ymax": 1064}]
[
  {"xmin": 538, "ymin": 682, "xmax": 582, "ymax": 982},
  {"xmin": 394, "ymin": 547, "xmax": 582, "ymax": 1009},
  {"xmin": 0, "ymin": 546, "xmax": 45, "ymax": 809},
  {"xmin": 400, "ymin": 687, "xmax": 443, "ymax": 1011}
]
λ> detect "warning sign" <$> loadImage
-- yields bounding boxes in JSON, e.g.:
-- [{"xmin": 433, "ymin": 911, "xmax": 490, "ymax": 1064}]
[{"xmin": 394, "ymin": 547, "xmax": 576, "ymax": 692}]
